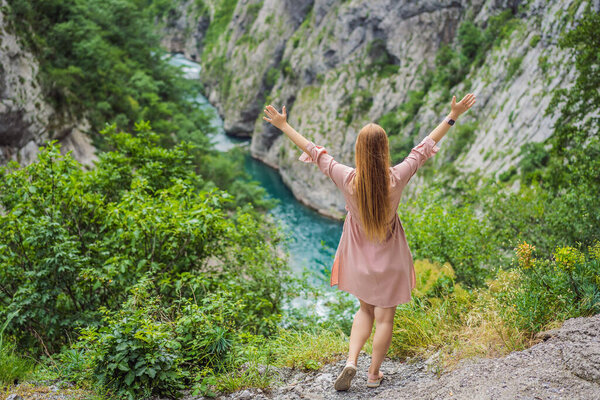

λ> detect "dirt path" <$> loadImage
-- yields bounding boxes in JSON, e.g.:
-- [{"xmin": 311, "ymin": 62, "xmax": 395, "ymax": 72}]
[
  {"xmin": 220, "ymin": 314, "xmax": 600, "ymax": 400},
  {"xmin": 4, "ymin": 314, "xmax": 599, "ymax": 400}
]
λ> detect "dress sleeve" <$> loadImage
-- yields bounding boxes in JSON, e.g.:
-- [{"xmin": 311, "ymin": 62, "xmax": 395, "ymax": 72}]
[
  {"xmin": 299, "ymin": 141, "xmax": 354, "ymax": 191},
  {"xmin": 391, "ymin": 135, "xmax": 440, "ymax": 186}
]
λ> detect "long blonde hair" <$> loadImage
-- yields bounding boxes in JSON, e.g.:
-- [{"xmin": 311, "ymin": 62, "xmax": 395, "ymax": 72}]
[{"xmin": 354, "ymin": 123, "xmax": 391, "ymax": 242}]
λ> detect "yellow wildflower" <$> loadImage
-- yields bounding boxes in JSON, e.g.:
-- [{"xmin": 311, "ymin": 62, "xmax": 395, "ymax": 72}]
[
  {"xmin": 514, "ymin": 242, "xmax": 536, "ymax": 269},
  {"xmin": 554, "ymin": 246, "xmax": 585, "ymax": 272},
  {"xmin": 588, "ymin": 240, "xmax": 600, "ymax": 261}
]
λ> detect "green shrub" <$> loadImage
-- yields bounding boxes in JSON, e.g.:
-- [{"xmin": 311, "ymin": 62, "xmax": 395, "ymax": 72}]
[
  {"xmin": 400, "ymin": 187, "xmax": 497, "ymax": 287},
  {"xmin": 269, "ymin": 328, "xmax": 347, "ymax": 370},
  {"xmin": 529, "ymin": 34, "xmax": 541, "ymax": 47},
  {"xmin": 0, "ymin": 123, "xmax": 288, "ymax": 353},
  {"xmin": 364, "ymin": 39, "xmax": 400, "ymax": 78},
  {"xmin": 0, "ymin": 312, "xmax": 33, "ymax": 386},
  {"xmin": 496, "ymin": 242, "xmax": 600, "ymax": 333},
  {"xmin": 390, "ymin": 285, "xmax": 472, "ymax": 360},
  {"xmin": 265, "ymin": 67, "xmax": 280, "ymax": 88},
  {"xmin": 458, "ymin": 20, "xmax": 484, "ymax": 61},
  {"xmin": 506, "ymin": 56, "xmax": 524, "ymax": 80},
  {"xmin": 517, "ymin": 142, "xmax": 549, "ymax": 184},
  {"xmin": 411, "ymin": 260, "xmax": 457, "ymax": 299},
  {"xmin": 78, "ymin": 284, "xmax": 184, "ymax": 400}
]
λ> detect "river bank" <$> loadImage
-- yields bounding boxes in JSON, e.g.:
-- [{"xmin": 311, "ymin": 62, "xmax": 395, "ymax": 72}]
[{"xmin": 168, "ymin": 54, "xmax": 343, "ymax": 279}]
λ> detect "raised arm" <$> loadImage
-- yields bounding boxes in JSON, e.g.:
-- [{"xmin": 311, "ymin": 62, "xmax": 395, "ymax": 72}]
[
  {"xmin": 263, "ymin": 104, "xmax": 354, "ymax": 191},
  {"xmin": 263, "ymin": 105, "xmax": 309, "ymax": 153},
  {"xmin": 428, "ymin": 93, "xmax": 476, "ymax": 144},
  {"xmin": 391, "ymin": 93, "xmax": 476, "ymax": 185}
]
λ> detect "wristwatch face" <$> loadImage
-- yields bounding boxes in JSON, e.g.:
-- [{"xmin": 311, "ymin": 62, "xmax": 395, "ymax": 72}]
[{"xmin": 447, "ymin": 118, "xmax": 455, "ymax": 126}]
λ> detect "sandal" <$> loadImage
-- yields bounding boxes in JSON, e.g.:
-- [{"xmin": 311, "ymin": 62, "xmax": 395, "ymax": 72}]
[
  {"xmin": 366, "ymin": 371, "xmax": 384, "ymax": 388},
  {"xmin": 334, "ymin": 362, "xmax": 357, "ymax": 391}
]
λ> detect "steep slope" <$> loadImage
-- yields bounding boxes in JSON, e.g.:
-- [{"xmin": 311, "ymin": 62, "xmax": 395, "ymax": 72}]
[
  {"xmin": 161, "ymin": 0, "xmax": 588, "ymax": 217},
  {"xmin": 0, "ymin": 0, "xmax": 95, "ymax": 166}
]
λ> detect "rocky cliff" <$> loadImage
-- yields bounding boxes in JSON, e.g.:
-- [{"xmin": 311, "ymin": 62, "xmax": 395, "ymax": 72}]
[
  {"xmin": 0, "ymin": 1, "xmax": 95, "ymax": 166},
  {"xmin": 160, "ymin": 0, "xmax": 590, "ymax": 218}
]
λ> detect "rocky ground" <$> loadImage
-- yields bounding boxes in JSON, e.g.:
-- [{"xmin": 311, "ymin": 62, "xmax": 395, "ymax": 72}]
[
  {"xmin": 3, "ymin": 314, "xmax": 599, "ymax": 400},
  {"xmin": 219, "ymin": 313, "xmax": 600, "ymax": 400}
]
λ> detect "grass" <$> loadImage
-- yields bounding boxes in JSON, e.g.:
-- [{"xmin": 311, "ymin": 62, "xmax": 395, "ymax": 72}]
[
  {"xmin": 0, "ymin": 383, "xmax": 102, "ymax": 400},
  {"xmin": 388, "ymin": 261, "xmax": 532, "ymax": 372},
  {"xmin": 0, "ymin": 312, "xmax": 34, "ymax": 387},
  {"xmin": 270, "ymin": 328, "xmax": 348, "ymax": 370},
  {"xmin": 0, "ymin": 343, "xmax": 33, "ymax": 387}
]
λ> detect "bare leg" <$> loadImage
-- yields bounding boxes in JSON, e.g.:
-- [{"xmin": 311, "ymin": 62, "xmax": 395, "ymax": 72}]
[
  {"xmin": 368, "ymin": 305, "xmax": 397, "ymax": 380},
  {"xmin": 346, "ymin": 299, "xmax": 375, "ymax": 366}
]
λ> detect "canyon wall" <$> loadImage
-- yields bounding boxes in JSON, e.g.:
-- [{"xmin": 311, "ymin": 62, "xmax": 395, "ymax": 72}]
[{"xmin": 0, "ymin": 1, "xmax": 95, "ymax": 166}]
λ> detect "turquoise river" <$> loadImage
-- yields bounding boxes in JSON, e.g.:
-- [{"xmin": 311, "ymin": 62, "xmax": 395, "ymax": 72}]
[{"xmin": 169, "ymin": 54, "xmax": 343, "ymax": 283}]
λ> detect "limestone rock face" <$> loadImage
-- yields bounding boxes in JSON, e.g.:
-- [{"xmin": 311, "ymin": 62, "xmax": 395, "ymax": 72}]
[
  {"xmin": 160, "ymin": 0, "xmax": 586, "ymax": 217},
  {"xmin": 0, "ymin": 1, "xmax": 96, "ymax": 167}
]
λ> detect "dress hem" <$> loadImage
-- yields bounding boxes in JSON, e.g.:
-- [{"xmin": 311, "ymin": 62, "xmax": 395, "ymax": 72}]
[{"xmin": 334, "ymin": 285, "xmax": 413, "ymax": 308}]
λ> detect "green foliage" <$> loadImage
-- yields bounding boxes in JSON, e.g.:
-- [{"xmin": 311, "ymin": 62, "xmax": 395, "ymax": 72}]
[
  {"xmin": 0, "ymin": 123, "xmax": 288, "ymax": 354},
  {"xmin": 78, "ymin": 286, "xmax": 184, "ymax": 400},
  {"xmin": 363, "ymin": 39, "xmax": 400, "ymax": 78},
  {"xmin": 498, "ymin": 165, "xmax": 517, "ymax": 182},
  {"xmin": 201, "ymin": 0, "xmax": 238, "ymax": 57},
  {"xmin": 5, "ymin": 0, "xmax": 212, "ymax": 145},
  {"xmin": 529, "ymin": 34, "xmax": 541, "ymax": 47},
  {"xmin": 378, "ymin": 90, "xmax": 428, "ymax": 162},
  {"xmin": 399, "ymin": 187, "xmax": 497, "ymax": 287},
  {"xmin": 505, "ymin": 56, "xmax": 524, "ymax": 80},
  {"xmin": 339, "ymin": 89, "xmax": 373, "ymax": 125},
  {"xmin": 245, "ymin": 2, "xmax": 263, "ymax": 28},
  {"xmin": 390, "ymin": 261, "xmax": 472, "ymax": 359},
  {"xmin": 496, "ymin": 242, "xmax": 600, "ymax": 333},
  {"xmin": 482, "ymin": 10, "xmax": 522, "ymax": 49},
  {"xmin": 269, "ymin": 328, "xmax": 347, "ymax": 370},
  {"xmin": 280, "ymin": 59, "xmax": 295, "ymax": 79},
  {"xmin": 517, "ymin": 142, "xmax": 549, "ymax": 184},
  {"xmin": 538, "ymin": 55, "xmax": 551, "ymax": 74},
  {"xmin": 458, "ymin": 20, "xmax": 483, "ymax": 61},
  {"xmin": 433, "ymin": 11, "xmax": 520, "ymax": 91},
  {"xmin": 265, "ymin": 67, "xmax": 280, "ymax": 88},
  {"xmin": 530, "ymin": 8, "xmax": 600, "ymax": 249},
  {"xmin": 0, "ymin": 312, "xmax": 33, "ymax": 386}
]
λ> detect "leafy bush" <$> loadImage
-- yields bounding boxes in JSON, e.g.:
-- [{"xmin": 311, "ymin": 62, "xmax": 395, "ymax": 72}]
[
  {"xmin": 443, "ymin": 121, "xmax": 478, "ymax": 163},
  {"xmin": 517, "ymin": 142, "xmax": 549, "ymax": 184},
  {"xmin": 399, "ymin": 187, "xmax": 498, "ymax": 287},
  {"xmin": 411, "ymin": 260, "xmax": 457, "ymax": 299},
  {"xmin": 0, "ymin": 123, "xmax": 288, "ymax": 353},
  {"xmin": 496, "ymin": 242, "xmax": 600, "ymax": 333},
  {"xmin": 78, "ymin": 284, "xmax": 184, "ymax": 399}
]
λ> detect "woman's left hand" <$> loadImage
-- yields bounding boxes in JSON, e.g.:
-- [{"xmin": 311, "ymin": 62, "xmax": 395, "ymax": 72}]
[{"xmin": 263, "ymin": 105, "xmax": 288, "ymax": 129}]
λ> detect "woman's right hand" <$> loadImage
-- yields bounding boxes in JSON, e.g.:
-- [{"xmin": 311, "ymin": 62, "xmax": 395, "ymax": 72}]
[
  {"xmin": 450, "ymin": 93, "xmax": 476, "ymax": 119},
  {"xmin": 263, "ymin": 105, "xmax": 288, "ymax": 130}
]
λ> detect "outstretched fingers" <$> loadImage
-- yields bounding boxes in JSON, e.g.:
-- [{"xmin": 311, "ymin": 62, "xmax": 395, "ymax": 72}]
[
  {"xmin": 459, "ymin": 93, "xmax": 476, "ymax": 110},
  {"xmin": 263, "ymin": 106, "xmax": 273, "ymax": 123}
]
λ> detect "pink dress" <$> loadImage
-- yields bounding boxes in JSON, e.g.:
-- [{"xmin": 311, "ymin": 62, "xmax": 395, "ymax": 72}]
[{"xmin": 299, "ymin": 135, "xmax": 440, "ymax": 307}]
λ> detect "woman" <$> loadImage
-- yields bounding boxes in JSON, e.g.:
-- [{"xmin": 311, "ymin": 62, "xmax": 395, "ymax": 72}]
[{"xmin": 263, "ymin": 93, "xmax": 476, "ymax": 391}]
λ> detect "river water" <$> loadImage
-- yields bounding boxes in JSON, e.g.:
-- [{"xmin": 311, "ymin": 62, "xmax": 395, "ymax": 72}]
[{"xmin": 168, "ymin": 54, "xmax": 343, "ymax": 282}]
